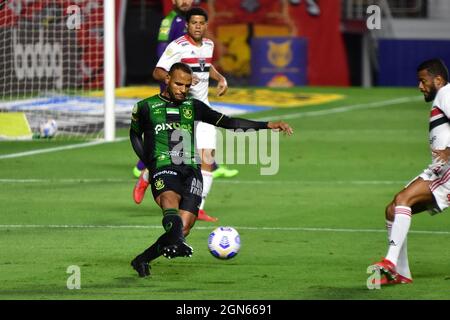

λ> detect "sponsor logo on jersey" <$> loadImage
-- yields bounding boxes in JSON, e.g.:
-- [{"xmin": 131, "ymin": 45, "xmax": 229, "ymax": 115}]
[
  {"xmin": 152, "ymin": 102, "xmax": 164, "ymax": 108},
  {"xmin": 153, "ymin": 170, "xmax": 178, "ymax": 178},
  {"xmin": 190, "ymin": 178, "xmax": 203, "ymax": 196},
  {"xmin": 154, "ymin": 122, "xmax": 193, "ymax": 135}
]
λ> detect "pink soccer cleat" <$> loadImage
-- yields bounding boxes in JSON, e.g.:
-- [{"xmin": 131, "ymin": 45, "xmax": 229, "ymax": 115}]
[
  {"xmin": 371, "ymin": 258, "xmax": 398, "ymax": 281},
  {"xmin": 197, "ymin": 209, "xmax": 218, "ymax": 222},
  {"xmin": 133, "ymin": 170, "xmax": 149, "ymax": 204},
  {"xmin": 372, "ymin": 273, "xmax": 413, "ymax": 286}
]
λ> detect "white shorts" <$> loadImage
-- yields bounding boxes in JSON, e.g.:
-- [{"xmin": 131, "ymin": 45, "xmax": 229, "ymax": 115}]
[
  {"xmin": 409, "ymin": 164, "xmax": 450, "ymax": 214},
  {"xmin": 195, "ymin": 121, "xmax": 217, "ymax": 150}
]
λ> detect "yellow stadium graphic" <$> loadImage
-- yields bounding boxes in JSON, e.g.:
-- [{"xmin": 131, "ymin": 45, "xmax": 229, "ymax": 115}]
[
  {"xmin": 95, "ymin": 86, "xmax": 344, "ymax": 109},
  {"xmin": 0, "ymin": 112, "xmax": 32, "ymax": 140}
]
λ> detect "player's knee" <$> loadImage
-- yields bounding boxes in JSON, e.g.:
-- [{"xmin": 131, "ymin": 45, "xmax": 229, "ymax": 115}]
[
  {"xmin": 158, "ymin": 192, "xmax": 180, "ymax": 208},
  {"xmin": 385, "ymin": 202, "xmax": 395, "ymax": 221},
  {"xmin": 393, "ymin": 191, "xmax": 411, "ymax": 207}
]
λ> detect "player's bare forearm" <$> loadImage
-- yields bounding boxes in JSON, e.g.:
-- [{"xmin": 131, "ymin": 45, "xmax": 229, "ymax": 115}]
[
  {"xmin": 209, "ymin": 65, "xmax": 228, "ymax": 96},
  {"xmin": 153, "ymin": 67, "xmax": 168, "ymax": 83},
  {"xmin": 267, "ymin": 121, "xmax": 294, "ymax": 136}
]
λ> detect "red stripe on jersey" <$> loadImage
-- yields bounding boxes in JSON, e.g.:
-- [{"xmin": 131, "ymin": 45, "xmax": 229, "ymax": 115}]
[
  {"xmin": 431, "ymin": 107, "xmax": 444, "ymax": 117},
  {"xmin": 431, "ymin": 167, "xmax": 450, "ymax": 191},
  {"xmin": 181, "ymin": 58, "xmax": 213, "ymax": 64}
]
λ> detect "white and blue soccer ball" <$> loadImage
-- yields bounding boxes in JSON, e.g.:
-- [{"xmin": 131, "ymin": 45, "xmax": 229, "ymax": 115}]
[
  {"xmin": 208, "ymin": 227, "xmax": 241, "ymax": 259},
  {"xmin": 40, "ymin": 119, "xmax": 58, "ymax": 138}
]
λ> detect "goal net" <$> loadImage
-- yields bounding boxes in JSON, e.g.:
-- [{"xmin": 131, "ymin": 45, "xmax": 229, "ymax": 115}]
[{"xmin": 0, "ymin": 0, "xmax": 112, "ymax": 140}]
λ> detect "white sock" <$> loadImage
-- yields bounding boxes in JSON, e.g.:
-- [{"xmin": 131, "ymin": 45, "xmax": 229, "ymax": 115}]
[
  {"xmin": 397, "ymin": 238, "xmax": 412, "ymax": 279},
  {"xmin": 385, "ymin": 206, "xmax": 411, "ymax": 266},
  {"xmin": 386, "ymin": 219, "xmax": 411, "ymax": 278},
  {"xmin": 199, "ymin": 170, "xmax": 213, "ymax": 210}
]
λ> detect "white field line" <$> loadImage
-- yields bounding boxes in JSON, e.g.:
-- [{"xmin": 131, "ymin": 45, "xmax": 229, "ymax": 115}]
[
  {"xmin": 256, "ymin": 96, "xmax": 422, "ymax": 121},
  {"xmin": 0, "ymin": 96, "xmax": 419, "ymax": 160},
  {"xmin": 0, "ymin": 178, "xmax": 407, "ymax": 185},
  {"xmin": 0, "ymin": 224, "xmax": 448, "ymax": 236},
  {"xmin": 0, "ymin": 137, "xmax": 128, "ymax": 160}
]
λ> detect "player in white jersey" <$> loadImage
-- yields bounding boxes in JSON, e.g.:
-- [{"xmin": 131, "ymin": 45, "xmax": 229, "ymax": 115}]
[
  {"xmin": 133, "ymin": 7, "xmax": 231, "ymax": 222},
  {"xmin": 369, "ymin": 58, "xmax": 450, "ymax": 286}
]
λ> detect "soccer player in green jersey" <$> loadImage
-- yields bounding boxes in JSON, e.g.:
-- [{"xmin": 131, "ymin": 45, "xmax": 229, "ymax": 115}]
[{"xmin": 129, "ymin": 62, "xmax": 293, "ymax": 277}]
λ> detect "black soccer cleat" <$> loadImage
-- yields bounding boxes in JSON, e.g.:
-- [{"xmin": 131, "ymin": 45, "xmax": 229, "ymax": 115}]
[
  {"xmin": 162, "ymin": 241, "xmax": 193, "ymax": 259},
  {"xmin": 131, "ymin": 258, "xmax": 151, "ymax": 277}
]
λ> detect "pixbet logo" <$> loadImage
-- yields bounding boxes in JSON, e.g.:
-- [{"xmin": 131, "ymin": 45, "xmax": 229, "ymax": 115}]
[
  {"xmin": 13, "ymin": 28, "xmax": 63, "ymax": 89},
  {"xmin": 154, "ymin": 123, "xmax": 193, "ymax": 135}
]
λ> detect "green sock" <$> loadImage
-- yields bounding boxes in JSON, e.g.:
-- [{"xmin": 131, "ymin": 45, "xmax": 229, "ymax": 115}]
[{"xmin": 162, "ymin": 208, "xmax": 184, "ymax": 243}]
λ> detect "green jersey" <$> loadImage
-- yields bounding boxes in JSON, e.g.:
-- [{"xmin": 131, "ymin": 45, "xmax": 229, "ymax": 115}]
[{"xmin": 130, "ymin": 94, "xmax": 269, "ymax": 170}]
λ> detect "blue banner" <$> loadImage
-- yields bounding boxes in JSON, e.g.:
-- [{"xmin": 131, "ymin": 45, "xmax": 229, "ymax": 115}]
[
  {"xmin": 250, "ymin": 37, "xmax": 307, "ymax": 87},
  {"xmin": 378, "ymin": 39, "xmax": 450, "ymax": 86}
]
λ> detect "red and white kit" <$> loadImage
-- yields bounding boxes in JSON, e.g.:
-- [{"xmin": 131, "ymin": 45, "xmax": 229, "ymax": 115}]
[
  {"xmin": 156, "ymin": 35, "xmax": 217, "ymax": 149},
  {"xmin": 413, "ymin": 83, "xmax": 450, "ymax": 212}
]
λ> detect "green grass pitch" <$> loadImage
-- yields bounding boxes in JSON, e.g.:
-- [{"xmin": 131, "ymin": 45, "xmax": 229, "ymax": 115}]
[{"xmin": 1, "ymin": 86, "xmax": 450, "ymax": 300}]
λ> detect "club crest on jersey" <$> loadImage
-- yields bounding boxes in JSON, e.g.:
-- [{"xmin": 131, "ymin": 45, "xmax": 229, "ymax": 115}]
[
  {"xmin": 199, "ymin": 58, "xmax": 206, "ymax": 72},
  {"xmin": 182, "ymin": 107, "xmax": 193, "ymax": 119},
  {"xmin": 155, "ymin": 178, "xmax": 165, "ymax": 190}
]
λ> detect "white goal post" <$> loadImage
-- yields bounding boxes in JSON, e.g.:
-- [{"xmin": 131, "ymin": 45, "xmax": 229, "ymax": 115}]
[{"xmin": 0, "ymin": 0, "xmax": 116, "ymax": 141}]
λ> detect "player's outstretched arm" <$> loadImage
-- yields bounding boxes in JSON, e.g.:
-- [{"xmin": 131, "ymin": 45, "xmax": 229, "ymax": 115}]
[
  {"xmin": 195, "ymin": 100, "xmax": 293, "ymax": 135},
  {"xmin": 267, "ymin": 121, "xmax": 294, "ymax": 136}
]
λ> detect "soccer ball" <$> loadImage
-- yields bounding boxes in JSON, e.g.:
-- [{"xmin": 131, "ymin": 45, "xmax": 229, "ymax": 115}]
[
  {"xmin": 40, "ymin": 119, "xmax": 58, "ymax": 138},
  {"xmin": 208, "ymin": 227, "xmax": 241, "ymax": 259}
]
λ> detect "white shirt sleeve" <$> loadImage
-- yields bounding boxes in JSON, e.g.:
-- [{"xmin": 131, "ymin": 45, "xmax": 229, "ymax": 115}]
[
  {"xmin": 156, "ymin": 41, "xmax": 182, "ymax": 72},
  {"xmin": 440, "ymin": 88, "xmax": 450, "ymax": 119}
]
